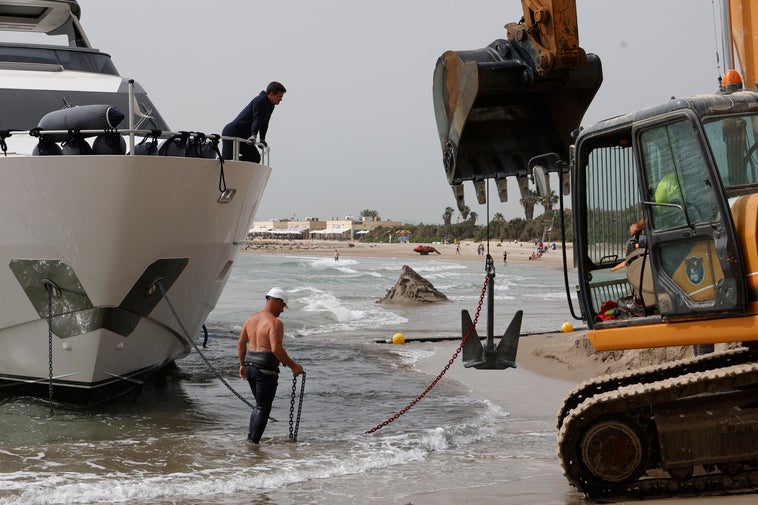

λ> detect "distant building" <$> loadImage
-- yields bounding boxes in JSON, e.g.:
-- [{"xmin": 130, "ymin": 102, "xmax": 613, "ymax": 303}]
[
  {"xmin": 249, "ymin": 216, "xmax": 402, "ymax": 241},
  {"xmin": 395, "ymin": 229, "xmax": 411, "ymax": 243},
  {"xmin": 249, "ymin": 218, "xmax": 325, "ymax": 240}
]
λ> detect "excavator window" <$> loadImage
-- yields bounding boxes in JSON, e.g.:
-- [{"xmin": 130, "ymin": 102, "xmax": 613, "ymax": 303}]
[
  {"xmin": 585, "ymin": 144, "xmax": 641, "ymax": 266},
  {"xmin": 640, "ymin": 121, "xmax": 721, "ymax": 230},
  {"xmin": 578, "ymin": 116, "xmax": 739, "ymax": 321},
  {"xmin": 703, "ymin": 113, "xmax": 758, "ymax": 192},
  {"xmin": 580, "ymin": 141, "xmax": 642, "ymax": 315},
  {"xmin": 638, "ymin": 121, "xmax": 725, "ymax": 306}
]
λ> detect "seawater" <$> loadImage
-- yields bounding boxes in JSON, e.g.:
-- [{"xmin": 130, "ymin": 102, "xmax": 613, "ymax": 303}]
[{"xmin": 0, "ymin": 251, "xmax": 579, "ymax": 504}]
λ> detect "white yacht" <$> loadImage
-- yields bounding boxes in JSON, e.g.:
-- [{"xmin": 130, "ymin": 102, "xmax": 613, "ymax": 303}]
[{"xmin": 0, "ymin": 1, "xmax": 270, "ymax": 402}]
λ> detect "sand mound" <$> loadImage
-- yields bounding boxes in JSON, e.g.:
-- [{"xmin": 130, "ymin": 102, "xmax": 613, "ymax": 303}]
[{"xmin": 528, "ymin": 333, "xmax": 740, "ymax": 381}]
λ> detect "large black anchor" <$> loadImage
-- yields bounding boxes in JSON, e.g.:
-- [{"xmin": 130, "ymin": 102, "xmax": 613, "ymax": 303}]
[{"xmin": 461, "ymin": 254, "xmax": 521, "ymax": 369}]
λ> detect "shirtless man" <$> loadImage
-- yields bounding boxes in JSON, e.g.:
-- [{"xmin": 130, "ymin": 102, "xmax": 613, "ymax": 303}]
[{"xmin": 237, "ymin": 287, "xmax": 303, "ymax": 444}]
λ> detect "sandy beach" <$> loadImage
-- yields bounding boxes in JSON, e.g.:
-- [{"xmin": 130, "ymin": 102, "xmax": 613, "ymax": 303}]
[
  {"xmin": 243, "ymin": 238, "xmax": 567, "ymax": 266},
  {"xmin": 245, "ymin": 240, "xmax": 757, "ymax": 504}
]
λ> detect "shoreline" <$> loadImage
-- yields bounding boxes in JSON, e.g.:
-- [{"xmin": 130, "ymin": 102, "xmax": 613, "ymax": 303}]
[
  {"xmin": 242, "ymin": 238, "xmax": 569, "ymax": 267},
  {"xmin": 404, "ymin": 330, "xmax": 712, "ymax": 385}
]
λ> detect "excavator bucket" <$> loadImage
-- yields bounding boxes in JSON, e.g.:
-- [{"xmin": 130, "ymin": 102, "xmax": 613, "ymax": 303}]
[
  {"xmin": 433, "ymin": 37, "xmax": 602, "ymax": 209},
  {"xmin": 462, "ymin": 309, "xmax": 522, "ymax": 369}
]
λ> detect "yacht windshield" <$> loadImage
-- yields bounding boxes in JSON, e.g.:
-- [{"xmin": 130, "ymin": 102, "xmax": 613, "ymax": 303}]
[{"xmin": 0, "ymin": 44, "xmax": 118, "ymax": 74}]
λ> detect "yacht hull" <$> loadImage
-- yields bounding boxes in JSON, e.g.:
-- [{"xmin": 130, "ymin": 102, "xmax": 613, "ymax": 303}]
[{"xmin": 0, "ymin": 155, "xmax": 270, "ymax": 402}]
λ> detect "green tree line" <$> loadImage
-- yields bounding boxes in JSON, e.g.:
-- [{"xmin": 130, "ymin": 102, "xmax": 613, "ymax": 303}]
[{"xmin": 358, "ymin": 209, "xmax": 573, "ymax": 244}]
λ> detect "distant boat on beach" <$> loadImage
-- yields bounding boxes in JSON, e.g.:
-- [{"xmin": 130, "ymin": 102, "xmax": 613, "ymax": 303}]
[{"xmin": 413, "ymin": 245, "xmax": 441, "ymax": 255}]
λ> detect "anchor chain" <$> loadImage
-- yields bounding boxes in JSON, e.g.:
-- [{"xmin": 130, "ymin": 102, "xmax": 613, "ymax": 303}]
[
  {"xmin": 156, "ymin": 282, "xmax": 278, "ymax": 421},
  {"xmin": 40, "ymin": 278, "xmax": 82, "ymax": 416},
  {"xmin": 46, "ymin": 284, "xmax": 54, "ymax": 417},
  {"xmin": 289, "ymin": 371, "xmax": 306, "ymax": 441},
  {"xmin": 364, "ymin": 273, "xmax": 489, "ymax": 434}
]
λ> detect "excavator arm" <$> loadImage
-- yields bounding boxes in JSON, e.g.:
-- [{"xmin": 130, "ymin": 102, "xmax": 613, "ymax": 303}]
[
  {"xmin": 726, "ymin": 0, "xmax": 757, "ymax": 90},
  {"xmin": 434, "ymin": 3, "xmax": 758, "ymax": 501},
  {"xmin": 432, "ymin": 0, "xmax": 602, "ymax": 211}
]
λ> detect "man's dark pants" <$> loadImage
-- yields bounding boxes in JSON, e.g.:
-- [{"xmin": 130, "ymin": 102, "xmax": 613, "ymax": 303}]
[{"xmin": 245, "ymin": 364, "xmax": 278, "ymax": 443}]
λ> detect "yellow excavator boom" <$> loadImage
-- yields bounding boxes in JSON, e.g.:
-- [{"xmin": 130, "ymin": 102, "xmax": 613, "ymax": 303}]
[{"xmin": 728, "ymin": 0, "xmax": 757, "ymax": 89}]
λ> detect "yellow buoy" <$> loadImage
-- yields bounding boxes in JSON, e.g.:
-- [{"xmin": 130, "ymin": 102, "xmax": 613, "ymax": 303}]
[
  {"xmin": 392, "ymin": 333, "xmax": 405, "ymax": 344},
  {"xmin": 561, "ymin": 322, "xmax": 574, "ymax": 333}
]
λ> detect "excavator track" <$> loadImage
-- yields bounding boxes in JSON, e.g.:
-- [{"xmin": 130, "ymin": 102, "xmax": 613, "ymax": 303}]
[
  {"xmin": 557, "ymin": 347, "xmax": 755, "ymax": 429},
  {"xmin": 558, "ymin": 357, "xmax": 758, "ymax": 500}
]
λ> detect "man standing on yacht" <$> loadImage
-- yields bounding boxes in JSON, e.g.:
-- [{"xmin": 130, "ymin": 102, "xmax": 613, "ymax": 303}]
[
  {"xmin": 237, "ymin": 287, "xmax": 303, "ymax": 444},
  {"xmin": 222, "ymin": 81, "xmax": 286, "ymax": 163}
]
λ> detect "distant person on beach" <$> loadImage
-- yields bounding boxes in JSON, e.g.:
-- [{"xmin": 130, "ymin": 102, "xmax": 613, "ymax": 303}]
[
  {"xmin": 222, "ymin": 81, "xmax": 286, "ymax": 163},
  {"xmin": 334, "ymin": 250, "xmax": 339, "ymax": 261},
  {"xmin": 237, "ymin": 287, "xmax": 303, "ymax": 444},
  {"xmin": 503, "ymin": 251, "xmax": 507, "ymax": 264}
]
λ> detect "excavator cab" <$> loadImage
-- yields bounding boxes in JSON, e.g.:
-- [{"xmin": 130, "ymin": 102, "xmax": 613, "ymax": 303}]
[
  {"xmin": 556, "ymin": 89, "xmax": 758, "ymax": 498},
  {"xmin": 432, "ymin": 0, "xmax": 602, "ymax": 211},
  {"xmin": 572, "ymin": 91, "xmax": 758, "ymax": 351}
]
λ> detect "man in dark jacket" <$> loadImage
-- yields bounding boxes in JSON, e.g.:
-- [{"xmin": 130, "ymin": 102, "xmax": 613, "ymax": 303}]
[{"xmin": 222, "ymin": 81, "xmax": 286, "ymax": 163}]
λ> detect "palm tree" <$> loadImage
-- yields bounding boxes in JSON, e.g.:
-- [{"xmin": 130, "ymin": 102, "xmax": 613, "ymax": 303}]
[
  {"xmin": 468, "ymin": 211, "xmax": 478, "ymax": 224},
  {"xmin": 493, "ymin": 212, "xmax": 505, "ymax": 221},
  {"xmin": 541, "ymin": 191, "xmax": 559, "ymax": 214},
  {"xmin": 360, "ymin": 209, "xmax": 380, "ymax": 221},
  {"xmin": 520, "ymin": 189, "xmax": 540, "ymax": 220},
  {"xmin": 460, "ymin": 205, "xmax": 470, "ymax": 221},
  {"xmin": 442, "ymin": 206, "xmax": 454, "ymax": 226}
]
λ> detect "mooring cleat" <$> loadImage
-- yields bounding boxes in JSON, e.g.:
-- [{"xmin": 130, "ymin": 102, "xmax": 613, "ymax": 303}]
[{"xmin": 462, "ymin": 309, "xmax": 522, "ymax": 369}]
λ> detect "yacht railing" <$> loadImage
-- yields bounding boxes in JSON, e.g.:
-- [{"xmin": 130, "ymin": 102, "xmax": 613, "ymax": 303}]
[
  {"xmin": 1, "ymin": 76, "xmax": 271, "ymax": 163},
  {"xmin": 0, "ymin": 127, "xmax": 270, "ymax": 165}
]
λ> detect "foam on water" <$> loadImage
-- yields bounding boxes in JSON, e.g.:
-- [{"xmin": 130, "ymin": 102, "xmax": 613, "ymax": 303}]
[
  {"xmin": 0, "ymin": 253, "xmax": 575, "ymax": 504},
  {"xmin": 306, "ymin": 256, "xmax": 359, "ymax": 268},
  {"xmin": 0, "ymin": 400, "xmax": 511, "ymax": 505},
  {"xmin": 386, "ymin": 347, "xmax": 436, "ymax": 366},
  {"xmin": 289, "ymin": 287, "xmax": 407, "ymax": 337}
]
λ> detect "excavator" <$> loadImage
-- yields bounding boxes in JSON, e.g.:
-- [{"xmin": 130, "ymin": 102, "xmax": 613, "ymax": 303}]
[{"xmin": 433, "ymin": 0, "xmax": 758, "ymax": 500}]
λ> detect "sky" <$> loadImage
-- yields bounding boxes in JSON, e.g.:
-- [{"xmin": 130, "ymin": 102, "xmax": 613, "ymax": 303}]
[{"xmin": 75, "ymin": 0, "xmax": 725, "ymax": 224}]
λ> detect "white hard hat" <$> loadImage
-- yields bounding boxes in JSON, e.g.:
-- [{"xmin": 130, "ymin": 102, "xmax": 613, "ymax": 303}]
[{"xmin": 265, "ymin": 287, "xmax": 289, "ymax": 307}]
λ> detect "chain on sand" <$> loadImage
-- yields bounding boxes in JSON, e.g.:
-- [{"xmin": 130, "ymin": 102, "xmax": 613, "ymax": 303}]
[{"xmin": 364, "ymin": 275, "xmax": 489, "ymax": 435}]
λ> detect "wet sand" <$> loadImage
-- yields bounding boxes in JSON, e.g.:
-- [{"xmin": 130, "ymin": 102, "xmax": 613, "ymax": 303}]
[{"xmin": 407, "ymin": 336, "xmax": 756, "ymax": 504}]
